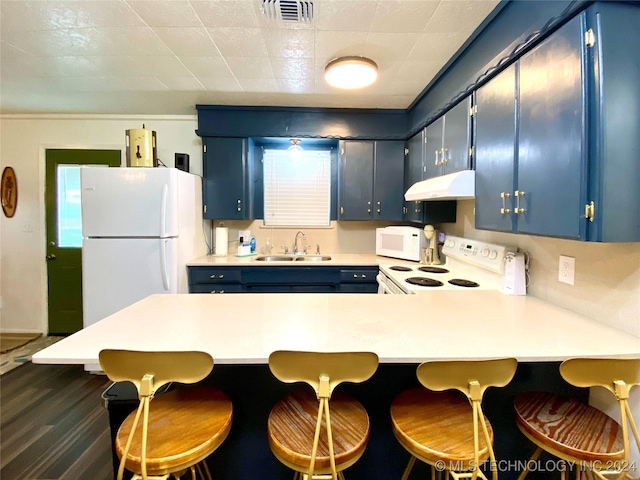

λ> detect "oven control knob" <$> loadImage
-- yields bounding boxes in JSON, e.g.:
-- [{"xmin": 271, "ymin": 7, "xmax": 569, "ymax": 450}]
[
  {"xmin": 446, "ymin": 239, "xmax": 455, "ymax": 248},
  {"xmin": 489, "ymin": 250, "xmax": 498, "ymax": 260},
  {"xmin": 481, "ymin": 248, "xmax": 490, "ymax": 257}
]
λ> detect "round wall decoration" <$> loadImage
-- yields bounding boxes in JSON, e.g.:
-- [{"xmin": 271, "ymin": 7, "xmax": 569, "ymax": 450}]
[{"xmin": 1, "ymin": 166, "xmax": 18, "ymax": 218}]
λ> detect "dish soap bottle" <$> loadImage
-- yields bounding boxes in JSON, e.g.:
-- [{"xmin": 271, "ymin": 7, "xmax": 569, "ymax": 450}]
[{"xmin": 250, "ymin": 236, "xmax": 256, "ymax": 253}]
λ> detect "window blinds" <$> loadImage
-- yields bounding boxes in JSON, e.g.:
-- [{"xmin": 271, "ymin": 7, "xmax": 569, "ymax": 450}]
[{"xmin": 263, "ymin": 149, "xmax": 331, "ymax": 226}]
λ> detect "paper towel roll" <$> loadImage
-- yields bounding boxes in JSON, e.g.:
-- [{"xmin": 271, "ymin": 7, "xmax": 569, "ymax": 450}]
[{"xmin": 215, "ymin": 227, "xmax": 228, "ymax": 255}]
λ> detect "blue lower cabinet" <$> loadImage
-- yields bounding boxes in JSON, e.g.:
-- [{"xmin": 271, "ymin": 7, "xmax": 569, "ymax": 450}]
[
  {"xmin": 189, "ymin": 284, "xmax": 244, "ymax": 294},
  {"xmin": 187, "ymin": 266, "xmax": 379, "ymax": 293}
]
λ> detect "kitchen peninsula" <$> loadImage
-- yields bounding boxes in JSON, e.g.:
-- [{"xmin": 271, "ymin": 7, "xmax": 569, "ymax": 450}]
[
  {"xmin": 32, "ymin": 292, "xmax": 640, "ymax": 365},
  {"xmin": 32, "ymin": 292, "xmax": 640, "ymax": 479}
]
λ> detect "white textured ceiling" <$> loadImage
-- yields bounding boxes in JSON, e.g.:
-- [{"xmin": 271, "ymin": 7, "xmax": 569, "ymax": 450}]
[{"xmin": 0, "ymin": 0, "xmax": 500, "ymax": 115}]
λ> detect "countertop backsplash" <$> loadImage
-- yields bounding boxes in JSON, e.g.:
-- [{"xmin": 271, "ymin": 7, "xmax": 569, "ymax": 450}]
[{"xmin": 212, "ymin": 219, "xmax": 390, "ymax": 256}]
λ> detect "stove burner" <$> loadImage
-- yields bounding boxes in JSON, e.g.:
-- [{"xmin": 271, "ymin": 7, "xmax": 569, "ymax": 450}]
[
  {"xmin": 448, "ymin": 279, "xmax": 480, "ymax": 288},
  {"xmin": 418, "ymin": 266, "xmax": 449, "ymax": 274},
  {"xmin": 405, "ymin": 277, "xmax": 444, "ymax": 287},
  {"xmin": 390, "ymin": 266, "xmax": 412, "ymax": 272}
]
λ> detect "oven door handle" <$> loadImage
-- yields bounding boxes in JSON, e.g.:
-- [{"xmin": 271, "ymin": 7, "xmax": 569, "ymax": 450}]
[{"xmin": 376, "ymin": 274, "xmax": 389, "ymax": 294}]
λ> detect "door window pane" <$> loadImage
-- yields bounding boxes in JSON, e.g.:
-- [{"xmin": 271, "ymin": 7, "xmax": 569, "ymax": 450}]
[{"xmin": 57, "ymin": 166, "xmax": 82, "ymax": 247}]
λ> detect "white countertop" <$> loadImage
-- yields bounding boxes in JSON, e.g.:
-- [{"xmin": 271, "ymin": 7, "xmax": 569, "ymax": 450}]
[
  {"xmin": 187, "ymin": 253, "xmax": 401, "ymax": 267},
  {"xmin": 32, "ymin": 291, "xmax": 640, "ymax": 365}
]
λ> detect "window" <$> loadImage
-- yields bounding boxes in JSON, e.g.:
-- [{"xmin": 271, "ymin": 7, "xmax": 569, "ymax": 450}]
[
  {"xmin": 263, "ymin": 148, "xmax": 331, "ymax": 226},
  {"xmin": 57, "ymin": 165, "xmax": 83, "ymax": 247}
]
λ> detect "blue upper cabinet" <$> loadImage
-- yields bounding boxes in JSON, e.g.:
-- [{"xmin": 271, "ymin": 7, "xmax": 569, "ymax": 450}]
[
  {"xmin": 423, "ymin": 117, "xmax": 443, "ymax": 180},
  {"xmin": 373, "ymin": 141, "xmax": 405, "ymax": 221},
  {"xmin": 476, "ymin": 14, "xmax": 586, "ymax": 239},
  {"xmin": 202, "ymin": 137, "xmax": 254, "ymax": 220},
  {"xmin": 474, "ymin": 64, "xmax": 517, "ymax": 233},
  {"xmin": 339, "ymin": 140, "xmax": 404, "ymax": 221},
  {"xmin": 475, "ymin": 2, "xmax": 640, "ymax": 242},
  {"xmin": 403, "ymin": 129, "xmax": 458, "ymax": 224},
  {"xmin": 585, "ymin": 2, "xmax": 640, "ymax": 242},
  {"xmin": 517, "ymin": 14, "xmax": 586, "ymax": 239},
  {"xmin": 404, "ymin": 130, "xmax": 425, "ymax": 222},
  {"xmin": 425, "ymin": 98, "xmax": 472, "ymax": 180}
]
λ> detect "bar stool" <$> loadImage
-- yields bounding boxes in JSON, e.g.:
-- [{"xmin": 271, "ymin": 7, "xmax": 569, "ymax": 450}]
[
  {"xmin": 267, "ymin": 350, "xmax": 379, "ymax": 480},
  {"xmin": 514, "ymin": 358, "xmax": 640, "ymax": 480},
  {"xmin": 391, "ymin": 358, "xmax": 518, "ymax": 480},
  {"xmin": 99, "ymin": 349, "xmax": 233, "ymax": 480}
]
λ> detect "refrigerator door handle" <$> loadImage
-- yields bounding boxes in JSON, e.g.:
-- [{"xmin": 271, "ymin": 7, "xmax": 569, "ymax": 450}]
[
  {"xmin": 160, "ymin": 239, "xmax": 170, "ymax": 291},
  {"xmin": 160, "ymin": 184, "xmax": 168, "ymax": 237}
]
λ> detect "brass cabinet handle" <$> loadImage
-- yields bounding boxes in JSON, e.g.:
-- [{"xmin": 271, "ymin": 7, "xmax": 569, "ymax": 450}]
[
  {"xmin": 500, "ymin": 192, "xmax": 511, "ymax": 214},
  {"xmin": 514, "ymin": 190, "xmax": 526, "ymax": 214}
]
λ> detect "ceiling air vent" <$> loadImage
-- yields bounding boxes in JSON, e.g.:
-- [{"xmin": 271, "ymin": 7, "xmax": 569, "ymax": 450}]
[{"xmin": 262, "ymin": 0, "xmax": 314, "ymax": 22}]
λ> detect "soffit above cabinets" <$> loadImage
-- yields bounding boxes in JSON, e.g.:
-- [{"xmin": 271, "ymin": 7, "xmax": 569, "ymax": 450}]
[{"xmin": 0, "ymin": 0, "xmax": 500, "ymax": 115}]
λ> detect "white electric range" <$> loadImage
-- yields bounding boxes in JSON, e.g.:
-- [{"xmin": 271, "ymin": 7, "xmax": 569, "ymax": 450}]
[{"xmin": 377, "ymin": 236, "xmax": 518, "ymax": 295}]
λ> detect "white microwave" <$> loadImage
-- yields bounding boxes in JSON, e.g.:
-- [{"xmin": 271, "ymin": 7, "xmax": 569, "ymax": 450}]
[{"xmin": 375, "ymin": 226, "xmax": 427, "ymax": 262}]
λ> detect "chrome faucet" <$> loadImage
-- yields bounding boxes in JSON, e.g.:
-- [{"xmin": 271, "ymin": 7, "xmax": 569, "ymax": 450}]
[{"xmin": 293, "ymin": 231, "xmax": 306, "ymax": 254}]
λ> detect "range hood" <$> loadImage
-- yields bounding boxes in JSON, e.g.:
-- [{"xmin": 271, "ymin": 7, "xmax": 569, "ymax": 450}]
[{"xmin": 404, "ymin": 170, "xmax": 475, "ymax": 201}]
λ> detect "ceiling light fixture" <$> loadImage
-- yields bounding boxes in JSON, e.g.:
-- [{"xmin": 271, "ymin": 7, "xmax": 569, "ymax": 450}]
[
  {"xmin": 287, "ymin": 139, "xmax": 303, "ymax": 160},
  {"xmin": 325, "ymin": 56, "xmax": 378, "ymax": 89}
]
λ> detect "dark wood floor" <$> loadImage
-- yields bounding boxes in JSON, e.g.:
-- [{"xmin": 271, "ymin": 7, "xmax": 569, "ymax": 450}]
[{"xmin": 1, "ymin": 362, "xmax": 114, "ymax": 480}]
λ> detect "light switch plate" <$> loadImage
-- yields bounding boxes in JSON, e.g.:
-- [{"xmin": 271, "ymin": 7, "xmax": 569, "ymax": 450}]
[{"xmin": 558, "ymin": 255, "xmax": 575, "ymax": 285}]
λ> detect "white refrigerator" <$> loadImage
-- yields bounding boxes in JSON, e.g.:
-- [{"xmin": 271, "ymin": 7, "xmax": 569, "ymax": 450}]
[{"xmin": 81, "ymin": 167, "xmax": 206, "ymax": 338}]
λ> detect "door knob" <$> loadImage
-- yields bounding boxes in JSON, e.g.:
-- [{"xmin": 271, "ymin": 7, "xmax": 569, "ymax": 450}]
[{"xmin": 46, "ymin": 254, "xmax": 56, "ymax": 260}]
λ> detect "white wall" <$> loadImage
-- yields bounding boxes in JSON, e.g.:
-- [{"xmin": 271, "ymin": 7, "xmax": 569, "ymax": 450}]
[
  {"xmin": 445, "ymin": 200, "xmax": 640, "ymax": 337},
  {"xmin": 0, "ymin": 114, "xmax": 202, "ymax": 333}
]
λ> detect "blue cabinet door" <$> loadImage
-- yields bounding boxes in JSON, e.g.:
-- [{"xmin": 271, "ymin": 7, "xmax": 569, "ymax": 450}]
[
  {"xmin": 424, "ymin": 99, "xmax": 471, "ymax": 179},
  {"xmin": 339, "ymin": 141, "xmax": 374, "ymax": 220},
  {"xmin": 517, "ymin": 14, "xmax": 586, "ymax": 239},
  {"xmin": 423, "ymin": 117, "xmax": 443, "ymax": 180},
  {"xmin": 442, "ymin": 97, "xmax": 472, "ymax": 174},
  {"xmin": 404, "ymin": 131, "xmax": 425, "ymax": 222},
  {"xmin": 202, "ymin": 137, "xmax": 250, "ymax": 220},
  {"xmin": 475, "ymin": 64, "xmax": 517, "ymax": 233},
  {"xmin": 374, "ymin": 141, "xmax": 405, "ymax": 221},
  {"xmin": 586, "ymin": 2, "xmax": 640, "ymax": 242}
]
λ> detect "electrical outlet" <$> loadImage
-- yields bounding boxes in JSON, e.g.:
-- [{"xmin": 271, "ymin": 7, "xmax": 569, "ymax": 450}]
[
  {"xmin": 558, "ymin": 255, "xmax": 575, "ymax": 285},
  {"xmin": 238, "ymin": 229, "xmax": 250, "ymax": 242}
]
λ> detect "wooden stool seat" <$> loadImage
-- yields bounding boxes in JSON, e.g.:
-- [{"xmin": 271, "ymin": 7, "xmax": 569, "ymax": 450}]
[
  {"xmin": 116, "ymin": 386, "xmax": 233, "ymax": 475},
  {"xmin": 390, "ymin": 358, "xmax": 517, "ymax": 480},
  {"xmin": 391, "ymin": 388, "xmax": 494, "ymax": 469},
  {"xmin": 514, "ymin": 359, "xmax": 640, "ymax": 480},
  {"xmin": 99, "ymin": 350, "xmax": 233, "ymax": 480},
  {"xmin": 514, "ymin": 391, "xmax": 624, "ymax": 462},
  {"xmin": 267, "ymin": 350, "xmax": 378, "ymax": 479},
  {"xmin": 268, "ymin": 389, "xmax": 370, "ymax": 473}
]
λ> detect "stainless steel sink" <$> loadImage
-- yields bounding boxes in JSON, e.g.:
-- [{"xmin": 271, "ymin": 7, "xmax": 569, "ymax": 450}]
[
  {"xmin": 294, "ymin": 256, "xmax": 332, "ymax": 261},
  {"xmin": 254, "ymin": 255, "xmax": 332, "ymax": 262},
  {"xmin": 255, "ymin": 255, "xmax": 295, "ymax": 261}
]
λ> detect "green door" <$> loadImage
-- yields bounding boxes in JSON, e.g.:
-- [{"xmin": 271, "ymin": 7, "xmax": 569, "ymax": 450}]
[{"xmin": 45, "ymin": 149, "xmax": 121, "ymax": 334}]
